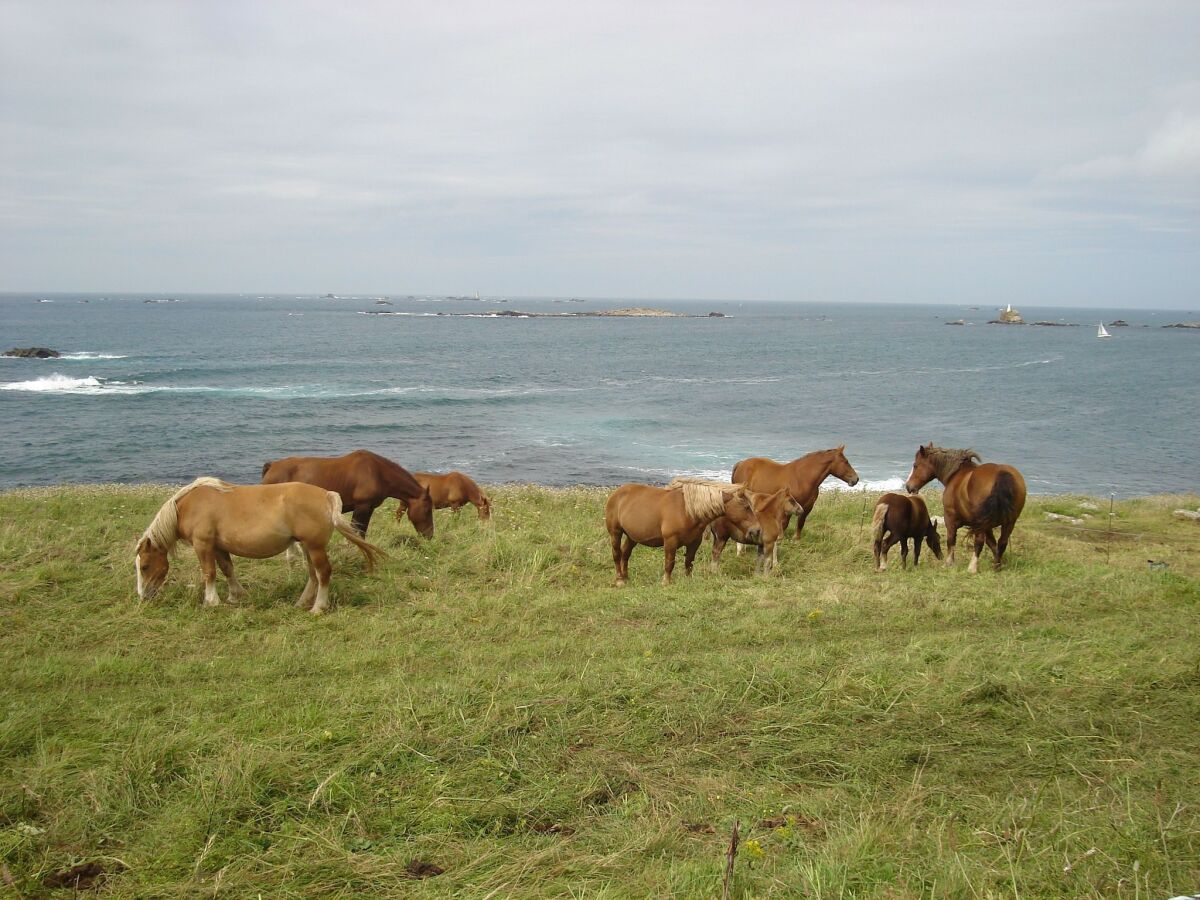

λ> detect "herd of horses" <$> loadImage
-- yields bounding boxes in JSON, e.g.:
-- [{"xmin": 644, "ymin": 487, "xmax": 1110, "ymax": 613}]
[{"xmin": 134, "ymin": 444, "xmax": 1027, "ymax": 612}]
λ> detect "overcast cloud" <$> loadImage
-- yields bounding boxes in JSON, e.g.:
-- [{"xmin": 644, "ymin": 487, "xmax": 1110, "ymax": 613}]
[{"xmin": 1, "ymin": 0, "xmax": 1197, "ymax": 306}]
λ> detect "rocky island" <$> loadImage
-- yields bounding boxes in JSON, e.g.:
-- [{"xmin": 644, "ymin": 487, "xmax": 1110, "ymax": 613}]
[
  {"xmin": 4, "ymin": 347, "xmax": 60, "ymax": 358},
  {"xmin": 988, "ymin": 304, "xmax": 1025, "ymax": 325}
]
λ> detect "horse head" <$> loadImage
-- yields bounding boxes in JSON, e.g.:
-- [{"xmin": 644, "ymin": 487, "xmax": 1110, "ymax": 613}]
[
  {"xmin": 831, "ymin": 445, "xmax": 859, "ymax": 486},
  {"xmin": 135, "ymin": 536, "xmax": 170, "ymax": 600},
  {"xmin": 926, "ymin": 515, "xmax": 945, "ymax": 560},
  {"xmin": 905, "ymin": 443, "xmax": 937, "ymax": 494},
  {"xmin": 406, "ymin": 485, "xmax": 436, "ymax": 538},
  {"xmin": 722, "ymin": 486, "xmax": 763, "ymax": 543}
]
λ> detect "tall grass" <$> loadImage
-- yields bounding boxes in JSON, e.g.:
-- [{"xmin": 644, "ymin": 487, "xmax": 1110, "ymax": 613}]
[{"xmin": 1, "ymin": 485, "xmax": 1197, "ymax": 897}]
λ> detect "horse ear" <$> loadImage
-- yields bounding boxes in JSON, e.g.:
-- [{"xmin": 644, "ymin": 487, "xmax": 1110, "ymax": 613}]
[
  {"xmin": 838, "ymin": 444, "xmax": 845, "ymax": 451},
  {"xmin": 918, "ymin": 445, "xmax": 927, "ymax": 457}
]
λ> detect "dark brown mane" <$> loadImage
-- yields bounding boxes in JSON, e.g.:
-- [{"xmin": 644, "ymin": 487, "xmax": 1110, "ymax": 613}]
[{"xmin": 925, "ymin": 445, "xmax": 981, "ymax": 484}]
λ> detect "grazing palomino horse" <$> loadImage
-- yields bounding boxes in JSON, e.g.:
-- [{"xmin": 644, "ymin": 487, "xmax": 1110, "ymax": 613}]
[
  {"xmin": 871, "ymin": 492, "xmax": 943, "ymax": 572},
  {"xmin": 396, "ymin": 471, "xmax": 492, "ymax": 522},
  {"xmin": 709, "ymin": 489, "xmax": 804, "ymax": 576},
  {"xmin": 904, "ymin": 443, "xmax": 1026, "ymax": 572},
  {"xmin": 261, "ymin": 449, "xmax": 434, "ymax": 538},
  {"xmin": 605, "ymin": 478, "xmax": 762, "ymax": 586},
  {"xmin": 135, "ymin": 478, "xmax": 385, "ymax": 614},
  {"xmin": 732, "ymin": 446, "xmax": 859, "ymax": 541}
]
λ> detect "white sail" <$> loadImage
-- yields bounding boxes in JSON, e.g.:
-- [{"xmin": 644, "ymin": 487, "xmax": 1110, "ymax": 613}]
[{"xmin": 1097, "ymin": 322, "xmax": 1111, "ymax": 338}]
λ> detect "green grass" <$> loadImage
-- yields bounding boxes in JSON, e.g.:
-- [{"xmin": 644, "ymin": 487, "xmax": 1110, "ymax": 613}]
[{"xmin": 1, "ymin": 484, "xmax": 1198, "ymax": 897}]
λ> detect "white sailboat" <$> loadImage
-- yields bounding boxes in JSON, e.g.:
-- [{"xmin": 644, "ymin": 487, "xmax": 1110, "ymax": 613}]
[{"xmin": 1097, "ymin": 322, "xmax": 1112, "ymax": 339}]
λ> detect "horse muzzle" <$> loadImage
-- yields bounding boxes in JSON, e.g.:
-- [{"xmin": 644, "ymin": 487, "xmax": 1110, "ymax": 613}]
[{"xmin": 745, "ymin": 526, "xmax": 763, "ymax": 543}]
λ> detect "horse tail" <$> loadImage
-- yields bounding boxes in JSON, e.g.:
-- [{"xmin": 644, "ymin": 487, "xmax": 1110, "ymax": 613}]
[
  {"xmin": 261, "ymin": 460, "xmax": 274, "ymax": 481},
  {"xmin": 326, "ymin": 492, "xmax": 387, "ymax": 572},
  {"xmin": 977, "ymin": 470, "xmax": 1019, "ymax": 524},
  {"xmin": 871, "ymin": 501, "xmax": 888, "ymax": 544}
]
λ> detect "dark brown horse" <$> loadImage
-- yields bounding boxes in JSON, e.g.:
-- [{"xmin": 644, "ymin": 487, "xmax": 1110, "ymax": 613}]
[
  {"xmin": 261, "ymin": 449, "xmax": 434, "ymax": 538},
  {"xmin": 732, "ymin": 446, "xmax": 859, "ymax": 541},
  {"xmin": 396, "ymin": 471, "xmax": 491, "ymax": 522},
  {"xmin": 904, "ymin": 443, "xmax": 1026, "ymax": 572},
  {"xmin": 871, "ymin": 492, "xmax": 943, "ymax": 572},
  {"xmin": 709, "ymin": 488, "xmax": 803, "ymax": 576},
  {"xmin": 605, "ymin": 479, "xmax": 762, "ymax": 586}
]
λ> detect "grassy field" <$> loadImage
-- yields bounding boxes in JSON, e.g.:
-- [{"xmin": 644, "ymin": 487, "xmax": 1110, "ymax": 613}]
[{"xmin": 1, "ymin": 484, "xmax": 1198, "ymax": 898}]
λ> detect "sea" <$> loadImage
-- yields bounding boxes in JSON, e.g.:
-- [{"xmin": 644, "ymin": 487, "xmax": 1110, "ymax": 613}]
[{"xmin": 1, "ymin": 293, "xmax": 1196, "ymax": 497}]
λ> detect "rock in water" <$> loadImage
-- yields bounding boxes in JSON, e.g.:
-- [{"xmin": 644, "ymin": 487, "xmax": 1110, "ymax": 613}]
[{"xmin": 4, "ymin": 347, "xmax": 60, "ymax": 358}]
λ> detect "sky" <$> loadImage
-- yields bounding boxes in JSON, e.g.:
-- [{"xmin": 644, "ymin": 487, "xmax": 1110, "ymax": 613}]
[{"xmin": 1, "ymin": 1, "xmax": 1198, "ymax": 307}]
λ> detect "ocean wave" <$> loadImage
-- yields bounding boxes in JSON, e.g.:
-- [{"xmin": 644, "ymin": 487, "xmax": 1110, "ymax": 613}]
[
  {"xmin": 1, "ymin": 374, "xmax": 141, "ymax": 394},
  {"xmin": 1, "ymin": 374, "xmax": 582, "ymax": 401},
  {"xmin": 824, "ymin": 476, "xmax": 908, "ymax": 493},
  {"xmin": 814, "ymin": 356, "xmax": 1062, "ymax": 379},
  {"xmin": 58, "ymin": 352, "xmax": 129, "ymax": 360}
]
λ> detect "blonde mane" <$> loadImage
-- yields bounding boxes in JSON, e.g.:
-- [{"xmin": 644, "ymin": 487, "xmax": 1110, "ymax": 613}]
[
  {"xmin": 140, "ymin": 477, "xmax": 233, "ymax": 551},
  {"xmin": 925, "ymin": 446, "xmax": 982, "ymax": 484},
  {"xmin": 667, "ymin": 477, "xmax": 744, "ymax": 520}
]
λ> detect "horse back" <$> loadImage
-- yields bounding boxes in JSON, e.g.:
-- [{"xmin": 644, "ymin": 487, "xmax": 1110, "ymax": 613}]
[
  {"xmin": 733, "ymin": 457, "xmax": 788, "ymax": 493},
  {"xmin": 951, "ymin": 464, "xmax": 1026, "ymax": 528},
  {"xmin": 877, "ymin": 492, "xmax": 926, "ymax": 536}
]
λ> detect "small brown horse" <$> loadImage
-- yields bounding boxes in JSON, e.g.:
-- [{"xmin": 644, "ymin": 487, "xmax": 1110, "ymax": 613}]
[
  {"xmin": 135, "ymin": 478, "xmax": 385, "ymax": 614},
  {"xmin": 605, "ymin": 479, "xmax": 762, "ymax": 586},
  {"xmin": 262, "ymin": 449, "xmax": 434, "ymax": 538},
  {"xmin": 732, "ymin": 446, "xmax": 859, "ymax": 541},
  {"xmin": 709, "ymin": 488, "xmax": 804, "ymax": 576},
  {"xmin": 396, "ymin": 471, "xmax": 491, "ymax": 522},
  {"xmin": 871, "ymin": 492, "xmax": 943, "ymax": 571},
  {"xmin": 905, "ymin": 443, "xmax": 1026, "ymax": 572}
]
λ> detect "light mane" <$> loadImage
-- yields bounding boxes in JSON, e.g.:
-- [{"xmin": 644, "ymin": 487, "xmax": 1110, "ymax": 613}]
[
  {"xmin": 667, "ymin": 477, "xmax": 744, "ymax": 520},
  {"xmin": 140, "ymin": 477, "xmax": 232, "ymax": 552},
  {"xmin": 925, "ymin": 446, "xmax": 982, "ymax": 484}
]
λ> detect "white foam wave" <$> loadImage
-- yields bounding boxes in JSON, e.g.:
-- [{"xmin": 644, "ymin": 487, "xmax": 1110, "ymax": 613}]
[
  {"xmin": 58, "ymin": 352, "xmax": 129, "ymax": 360},
  {"xmin": 1, "ymin": 374, "xmax": 583, "ymax": 400},
  {"xmin": 1, "ymin": 374, "xmax": 140, "ymax": 394},
  {"xmin": 824, "ymin": 476, "xmax": 908, "ymax": 493}
]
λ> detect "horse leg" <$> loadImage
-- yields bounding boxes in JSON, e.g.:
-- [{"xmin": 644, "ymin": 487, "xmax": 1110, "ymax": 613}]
[
  {"xmin": 214, "ymin": 550, "xmax": 245, "ymax": 604},
  {"xmin": 913, "ymin": 536, "xmax": 923, "ymax": 568},
  {"xmin": 900, "ymin": 538, "xmax": 909, "ymax": 570},
  {"xmin": 619, "ymin": 536, "xmax": 635, "ymax": 583},
  {"xmin": 306, "ymin": 545, "xmax": 333, "ymax": 615},
  {"xmin": 710, "ymin": 531, "xmax": 727, "ymax": 574},
  {"xmin": 944, "ymin": 521, "xmax": 958, "ymax": 567},
  {"xmin": 350, "ymin": 502, "xmax": 377, "ymax": 537},
  {"xmin": 877, "ymin": 535, "xmax": 895, "ymax": 572},
  {"xmin": 195, "ymin": 543, "xmax": 221, "ymax": 607},
  {"xmin": 994, "ymin": 524, "xmax": 1012, "ymax": 570},
  {"xmin": 683, "ymin": 539, "xmax": 701, "ymax": 577},
  {"xmin": 610, "ymin": 527, "xmax": 627, "ymax": 586},
  {"xmin": 792, "ymin": 507, "xmax": 810, "ymax": 541},
  {"xmin": 760, "ymin": 538, "xmax": 778, "ymax": 576},
  {"xmin": 295, "ymin": 546, "xmax": 318, "ymax": 609},
  {"xmin": 968, "ymin": 531, "xmax": 986, "ymax": 574},
  {"xmin": 662, "ymin": 538, "xmax": 679, "ymax": 586}
]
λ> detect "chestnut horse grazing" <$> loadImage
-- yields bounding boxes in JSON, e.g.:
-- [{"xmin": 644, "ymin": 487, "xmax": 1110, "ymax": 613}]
[
  {"xmin": 262, "ymin": 449, "xmax": 434, "ymax": 538},
  {"xmin": 605, "ymin": 478, "xmax": 762, "ymax": 586},
  {"xmin": 732, "ymin": 446, "xmax": 859, "ymax": 541},
  {"xmin": 135, "ymin": 478, "xmax": 385, "ymax": 614},
  {"xmin": 871, "ymin": 492, "xmax": 943, "ymax": 572},
  {"xmin": 904, "ymin": 443, "xmax": 1026, "ymax": 572},
  {"xmin": 709, "ymin": 489, "xmax": 804, "ymax": 576},
  {"xmin": 396, "ymin": 471, "xmax": 492, "ymax": 522}
]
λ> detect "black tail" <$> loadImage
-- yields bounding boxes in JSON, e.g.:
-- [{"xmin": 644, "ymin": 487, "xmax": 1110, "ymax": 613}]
[{"xmin": 978, "ymin": 471, "xmax": 1018, "ymax": 523}]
